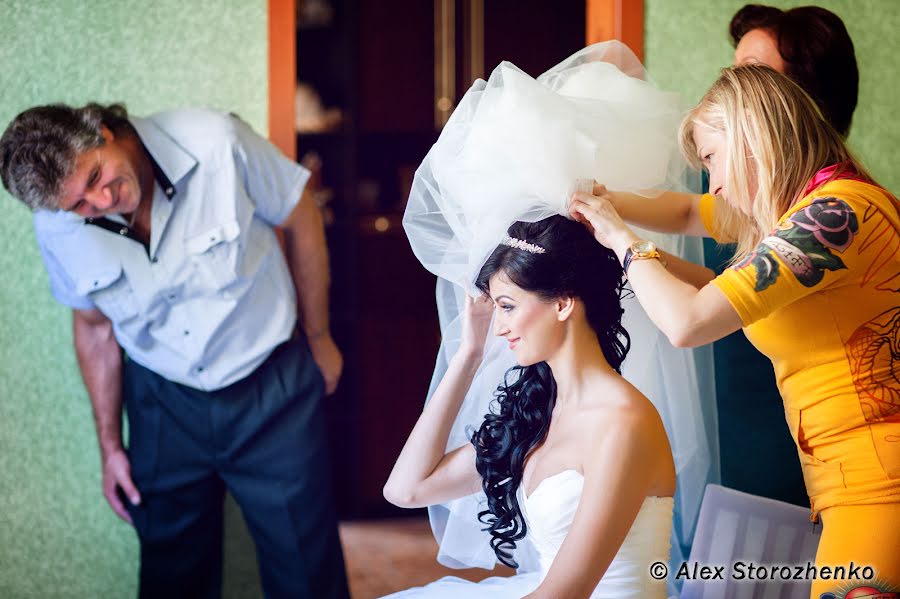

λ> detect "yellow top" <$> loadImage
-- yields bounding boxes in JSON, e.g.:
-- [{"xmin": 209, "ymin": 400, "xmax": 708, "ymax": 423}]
[{"xmin": 701, "ymin": 179, "xmax": 900, "ymax": 519}]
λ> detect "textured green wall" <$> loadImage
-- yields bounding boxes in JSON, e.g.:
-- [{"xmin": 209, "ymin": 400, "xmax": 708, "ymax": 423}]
[
  {"xmin": 0, "ymin": 2, "xmax": 268, "ymax": 597},
  {"xmin": 645, "ymin": 0, "xmax": 900, "ymax": 192}
]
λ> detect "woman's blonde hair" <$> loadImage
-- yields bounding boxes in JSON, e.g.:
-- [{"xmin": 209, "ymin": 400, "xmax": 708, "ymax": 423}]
[{"xmin": 679, "ymin": 64, "xmax": 874, "ymax": 263}]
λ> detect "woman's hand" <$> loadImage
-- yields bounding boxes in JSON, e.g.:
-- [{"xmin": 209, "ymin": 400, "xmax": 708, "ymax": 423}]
[
  {"xmin": 383, "ymin": 293, "xmax": 489, "ymax": 509},
  {"xmin": 568, "ymin": 188, "xmax": 639, "ymax": 258},
  {"xmin": 459, "ymin": 294, "xmax": 494, "ymax": 360}
]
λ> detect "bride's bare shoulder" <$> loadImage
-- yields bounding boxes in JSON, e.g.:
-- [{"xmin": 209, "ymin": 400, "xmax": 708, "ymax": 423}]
[
  {"xmin": 581, "ymin": 374, "xmax": 662, "ymax": 425},
  {"xmin": 576, "ymin": 376, "xmax": 672, "ymax": 453}
]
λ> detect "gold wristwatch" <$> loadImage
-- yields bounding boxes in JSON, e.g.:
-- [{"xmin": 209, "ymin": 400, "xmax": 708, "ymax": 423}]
[{"xmin": 623, "ymin": 240, "xmax": 661, "ymax": 274}]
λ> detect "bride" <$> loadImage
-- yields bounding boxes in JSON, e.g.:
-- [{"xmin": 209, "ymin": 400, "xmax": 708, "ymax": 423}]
[
  {"xmin": 381, "ymin": 40, "xmax": 718, "ymax": 597},
  {"xmin": 383, "ymin": 215, "xmax": 676, "ymax": 598}
]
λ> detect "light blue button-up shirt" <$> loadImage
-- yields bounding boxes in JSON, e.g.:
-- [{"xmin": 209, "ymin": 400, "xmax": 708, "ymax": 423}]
[{"xmin": 34, "ymin": 109, "xmax": 309, "ymax": 391}]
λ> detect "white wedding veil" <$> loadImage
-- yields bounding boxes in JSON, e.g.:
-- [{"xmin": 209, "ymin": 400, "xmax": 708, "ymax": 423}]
[{"xmin": 402, "ymin": 41, "xmax": 719, "ymax": 591}]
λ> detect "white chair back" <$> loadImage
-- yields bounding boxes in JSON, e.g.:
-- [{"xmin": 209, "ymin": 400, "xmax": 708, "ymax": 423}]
[{"xmin": 680, "ymin": 484, "xmax": 821, "ymax": 599}]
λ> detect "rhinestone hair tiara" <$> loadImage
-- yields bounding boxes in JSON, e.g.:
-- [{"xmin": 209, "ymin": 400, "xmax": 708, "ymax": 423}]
[{"xmin": 501, "ymin": 235, "xmax": 546, "ymax": 254}]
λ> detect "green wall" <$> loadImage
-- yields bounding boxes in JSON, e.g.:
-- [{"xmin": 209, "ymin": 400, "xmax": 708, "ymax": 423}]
[
  {"xmin": 0, "ymin": 2, "xmax": 268, "ymax": 597},
  {"xmin": 645, "ymin": 0, "xmax": 900, "ymax": 192}
]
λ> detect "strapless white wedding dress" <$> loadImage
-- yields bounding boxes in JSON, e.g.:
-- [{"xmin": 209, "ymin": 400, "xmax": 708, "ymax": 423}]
[{"xmin": 382, "ymin": 470, "xmax": 673, "ymax": 598}]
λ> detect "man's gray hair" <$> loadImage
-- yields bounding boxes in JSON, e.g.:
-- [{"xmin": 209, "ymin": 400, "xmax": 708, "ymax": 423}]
[{"xmin": 0, "ymin": 103, "xmax": 131, "ymax": 211}]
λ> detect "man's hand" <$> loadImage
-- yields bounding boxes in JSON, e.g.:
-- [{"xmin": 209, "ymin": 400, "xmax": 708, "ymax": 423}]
[
  {"xmin": 73, "ymin": 308, "xmax": 136, "ymax": 524},
  {"xmin": 102, "ymin": 447, "xmax": 141, "ymax": 525},
  {"xmin": 281, "ymin": 189, "xmax": 341, "ymax": 396},
  {"xmin": 308, "ymin": 333, "xmax": 343, "ymax": 395}
]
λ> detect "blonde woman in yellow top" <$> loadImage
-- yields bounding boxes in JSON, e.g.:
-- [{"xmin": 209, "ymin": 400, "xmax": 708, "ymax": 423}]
[{"xmin": 569, "ymin": 64, "xmax": 900, "ymax": 597}]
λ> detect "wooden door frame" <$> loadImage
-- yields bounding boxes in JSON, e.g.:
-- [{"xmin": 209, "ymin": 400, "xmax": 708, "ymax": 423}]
[
  {"xmin": 586, "ymin": 0, "xmax": 644, "ymax": 61},
  {"xmin": 269, "ymin": 0, "xmax": 296, "ymax": 159},
  {"xmin": 267, "ymin": 0, "xmax": 644, "ymax": 157}
]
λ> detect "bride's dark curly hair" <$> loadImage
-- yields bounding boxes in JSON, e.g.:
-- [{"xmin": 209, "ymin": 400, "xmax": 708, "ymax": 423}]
[{"xmin": 471, "ymin": 215, "xmax": 630, "ymax": 567}]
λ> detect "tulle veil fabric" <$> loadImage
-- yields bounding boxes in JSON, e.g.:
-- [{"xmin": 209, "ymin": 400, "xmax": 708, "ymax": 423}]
[{"xmin": 402, "ymin": 41, "xmax": 719, "ymax": 594}]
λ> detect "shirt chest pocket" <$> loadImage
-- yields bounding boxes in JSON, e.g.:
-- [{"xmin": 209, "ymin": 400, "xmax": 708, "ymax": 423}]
[
  {"xmin": 76, "ymin": 266, "xmax": 140, "ymax": 323},
  {"xmin": 184, "ymin": 219, "xmax": 243, "ymax": 293}
]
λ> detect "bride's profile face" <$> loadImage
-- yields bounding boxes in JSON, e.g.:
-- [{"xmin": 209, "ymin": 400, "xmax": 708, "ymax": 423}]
[{"xmin": 488, "ymin": 272, "xmax": 565, "ymax": 367}]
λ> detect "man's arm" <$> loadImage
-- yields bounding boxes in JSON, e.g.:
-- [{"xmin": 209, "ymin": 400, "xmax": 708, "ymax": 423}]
[
  {"xmin": 73, "ymin": 308, "xmax": 141, "ymax": 523},
  {"xmin": 280, "ymin": 188, "xmax": 343, "ymax": 395}
]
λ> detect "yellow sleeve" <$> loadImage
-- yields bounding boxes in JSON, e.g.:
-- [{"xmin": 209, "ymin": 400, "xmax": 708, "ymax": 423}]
[
  {"xmin": 698, "ymin": 193, "xmax": 718, "ymax": 238},
  {"xmin": 712, "ymin": 193, "xmax": 867, "ymax": 326},
  {"xmin": 698, "ymin": 193, "xmax": 734, "ymax": 243}
]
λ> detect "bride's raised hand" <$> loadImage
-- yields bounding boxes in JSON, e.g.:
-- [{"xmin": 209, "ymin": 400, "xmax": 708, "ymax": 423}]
[{"xmin": 459, "ymin": 294, "xmax": 494, "ymax": 360}]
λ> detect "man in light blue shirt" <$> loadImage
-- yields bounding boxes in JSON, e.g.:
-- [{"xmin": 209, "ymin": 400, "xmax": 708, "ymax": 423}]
[{"xmin": 1, "ymin": 103, "xmax": 349, "ymax": 598}]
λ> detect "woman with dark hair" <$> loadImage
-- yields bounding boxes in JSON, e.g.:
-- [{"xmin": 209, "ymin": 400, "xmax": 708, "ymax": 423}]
[
  {"xmin": 598, "ymin": 5, "xmax": 860, "ymax": 289},
  {"xmin": 730, "ymin": 4, "xmax": 858, "ymax": 136},
  {"xmin": 383, "ymin": 216, "xmax": 676, "ymax": 597}
]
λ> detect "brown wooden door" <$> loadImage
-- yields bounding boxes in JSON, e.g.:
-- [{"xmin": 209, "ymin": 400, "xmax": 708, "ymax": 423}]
[{"xmin": 275, "ymin": 0, "xmax": 643, "ymax": 519}]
